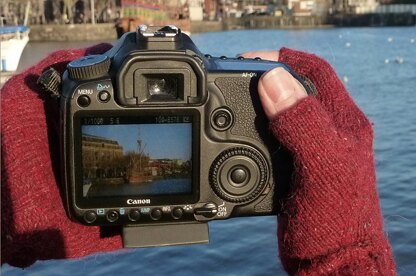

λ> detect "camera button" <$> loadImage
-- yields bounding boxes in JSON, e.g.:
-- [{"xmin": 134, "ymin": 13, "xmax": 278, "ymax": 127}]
[
  {"xmin": 98, "ymin": 90, "xmax": 111, "ymax": 103},
  {"xmin": 212, "ymin": 108, "xmax": 233, "ymax": 131},
  {"xmin": 171, "ymin": 207, "xmax": 184, "ymax": 219},
  {"xmin": 150, "ymin": 208, "xmax": 163, "ymax": 220},
  {"xmin": 216, "ymin": 115, "xmax": 227, "ymax": 127},
  {"xmin": 77, "ymin": 95, "xmax": 91, "ymax": 107},
  {"xmin": 83, "ymin": 211, "xmax": 97, "ymax": 224},
  {"xmin": 230, "ymin": 167, "xmax": 249, "ymax": 186},
  {"xmin": 106, "ymin": 210, "xmax": 119, "ymax": 222},
  {"xmin": 128, "ymin": 209, "xmax": 141, "ymax": 222}
]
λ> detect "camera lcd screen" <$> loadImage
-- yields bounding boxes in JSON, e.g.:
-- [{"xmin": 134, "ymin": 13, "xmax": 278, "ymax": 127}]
[{"xmin": 80, "ymin": 115, "xmax": 193, "ymax": 198}]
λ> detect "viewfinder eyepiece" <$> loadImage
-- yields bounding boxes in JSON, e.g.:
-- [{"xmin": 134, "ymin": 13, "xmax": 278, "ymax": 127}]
[{"xmin": 145, "ymin": 74, "xmax": 183, "ymax": 101}]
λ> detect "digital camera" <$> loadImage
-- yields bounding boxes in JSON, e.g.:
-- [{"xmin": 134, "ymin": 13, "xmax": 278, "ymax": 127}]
[{"xmin": 61, "ymin": 25, "xmax": 308, "ymax": 247}]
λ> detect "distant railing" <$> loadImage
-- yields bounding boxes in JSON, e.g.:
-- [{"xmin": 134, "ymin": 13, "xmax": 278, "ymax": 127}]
[
  {"xmin": 223, "ymin": 15, "xmax": 327, "ymax": 30},
  {"xmin": 352, "ymin": 4, "xmax": 416, "ymax": 15},
  {"xmin": 376, "ymin": 4, "xmax": 416, "ymax": 15}
]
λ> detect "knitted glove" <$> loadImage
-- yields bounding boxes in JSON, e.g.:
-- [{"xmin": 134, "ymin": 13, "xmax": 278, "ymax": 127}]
[
  {"xmin": 1, "ymin": 44, "xmax": 123, "ymax": 268},
  {"xmin": 254, "ymin": 48, "xmax": 396, "ymax": 275}
]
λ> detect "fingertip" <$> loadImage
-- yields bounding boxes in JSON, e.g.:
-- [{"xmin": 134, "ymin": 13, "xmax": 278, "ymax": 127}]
[
  {"xmin": 258, "ymin": 77, "xmax": 278, "ymax": 119},
  {"xmin": 258, "ymin": 67, "xmax": 308, "ymax": 119},
  {"xmin": 85, "ymin": 43, "xmax": 113, "ymax": 55},
  {"xmin": 239, "ymin": 50, "xmax": 280, "ymax": 61}
]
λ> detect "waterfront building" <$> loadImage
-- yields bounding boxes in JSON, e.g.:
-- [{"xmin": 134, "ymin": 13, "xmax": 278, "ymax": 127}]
[
  {"xmin": 117, "ymin": 0, "xmax": 190, "ymax": 34},
  {"xmin": 82, "ymin": 134, "xmax": 124, "ymax": 179},
  {"xmin": 332, "ymin": 0, "xmax": 378, "ymax": 13},
  {"xmin": 287, "ymin": 0, "xmax": 314, "ymax": 16}
]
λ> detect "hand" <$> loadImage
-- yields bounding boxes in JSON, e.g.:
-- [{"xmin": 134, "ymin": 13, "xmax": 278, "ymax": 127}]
[
  {"xmin": 1, "ymin": 44, "xmax": 123, "ymax": 268},
  {"xmin": 242, "ymin": 49, "xmax": 396, "ymax": 275}
]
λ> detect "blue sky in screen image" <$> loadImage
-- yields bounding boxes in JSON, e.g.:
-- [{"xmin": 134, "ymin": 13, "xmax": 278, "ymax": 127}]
[{"xmin": 82, "ymin": 123, "xmax": 192, "ymax": 161}]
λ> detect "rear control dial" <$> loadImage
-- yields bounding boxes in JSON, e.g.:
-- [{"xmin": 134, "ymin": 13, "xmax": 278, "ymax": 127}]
[{"xmin": 209, "ymin": 147, "xmax": 268, "ymax": 203}]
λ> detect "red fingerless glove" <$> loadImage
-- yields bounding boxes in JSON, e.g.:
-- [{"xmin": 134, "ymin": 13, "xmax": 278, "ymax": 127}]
[
  {"xmin": 1, "ymin": 44, "xmax": 123, "ymax": 268},
  {"xmin": 273, "ymin": 48, "xmax": 396, "ymax": 275}
]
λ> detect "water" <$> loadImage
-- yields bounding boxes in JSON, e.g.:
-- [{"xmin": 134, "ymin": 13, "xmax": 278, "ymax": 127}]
[{"xmin": 2, "ymin": 27, "xmax": 416, "ymax": 275}]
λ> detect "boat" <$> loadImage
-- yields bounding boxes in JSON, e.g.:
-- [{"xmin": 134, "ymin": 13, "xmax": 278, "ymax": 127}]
[
  {"xmin": 0, "ymin": 25, "xmax": 30, "ymax": 72},
  {"xmin": 126, "ymin": 134, "xmax": 153, "ymax": 184},
  {"xmin": 116, "ymin": 0, "xmax": 190, "ymax": 38}
]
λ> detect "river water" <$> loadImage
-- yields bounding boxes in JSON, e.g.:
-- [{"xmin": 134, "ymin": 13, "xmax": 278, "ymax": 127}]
[{"xmin": 2, "ymin": 27, "xmax": 416, "ymax": 275}]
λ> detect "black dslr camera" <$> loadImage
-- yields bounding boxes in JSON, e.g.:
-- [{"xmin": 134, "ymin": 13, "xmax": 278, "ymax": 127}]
[{"xmin": 61, "ymin": 25, "xmax": 307, "ymax": 247}]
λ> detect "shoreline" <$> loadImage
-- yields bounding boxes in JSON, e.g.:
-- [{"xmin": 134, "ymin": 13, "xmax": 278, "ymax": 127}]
[{"xmin": 26, "ymin": 15, "xmax": 415, "ymax": 42}]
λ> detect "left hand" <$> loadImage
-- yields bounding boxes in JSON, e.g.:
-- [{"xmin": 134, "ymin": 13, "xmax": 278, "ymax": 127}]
[{"xmin": 1, "ymin": 44, "xmax": 124, "ymax": 268}]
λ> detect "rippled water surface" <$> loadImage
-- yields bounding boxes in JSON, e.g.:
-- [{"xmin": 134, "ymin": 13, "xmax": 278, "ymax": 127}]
[{"xmin": 2, "ymin": 27, "xmax": 416, "ymax": 276}]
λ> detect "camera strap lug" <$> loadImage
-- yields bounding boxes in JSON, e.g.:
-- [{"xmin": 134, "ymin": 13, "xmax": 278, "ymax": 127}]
[
  {"xmin": 37, "ymin": 67, "xmax": 62, "ymax": 99},
  {"xmin": 122, "ymin": 222, "xmax": 209, "ymax": 248}
]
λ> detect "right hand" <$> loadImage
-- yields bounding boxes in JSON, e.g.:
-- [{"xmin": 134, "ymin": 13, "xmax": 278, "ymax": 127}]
[{"xmin": 242, "ymin": 48, "xmax": 396, "ymax": 275}]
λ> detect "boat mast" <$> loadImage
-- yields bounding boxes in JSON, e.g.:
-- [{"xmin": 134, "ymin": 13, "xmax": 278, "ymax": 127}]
[
  {"xmin": 136, "ymin": 129, "xmax": 146, "ymax": 172},
  {"xmin": 24, "ymin": 0, "xmax": 30, "ymax": 26}
]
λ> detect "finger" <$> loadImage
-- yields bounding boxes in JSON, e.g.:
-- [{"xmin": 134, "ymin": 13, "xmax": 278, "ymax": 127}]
[
  {"xmin": 85, "ymin": 43, "xmax": 113, "ymax": 56},
  {"xmin": 239, "ymin": 50, "xmax": 279, "ymax": 61},
  {"xmin": 258, "ymin": 67, "xmax": 308, "ymax": 120}
]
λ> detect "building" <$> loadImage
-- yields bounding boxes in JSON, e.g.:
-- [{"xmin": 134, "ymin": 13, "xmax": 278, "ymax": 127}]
[
  {"xmin": 287, "ymin": 0, "xmax": 314, "ymax": 16},
  {"xmin": 82, "ymin": 134, "xmax": 124, "ymax": 179},
  {"xmin": 332, "ymin": 0, "xmax": 379, "ymax": 13}
]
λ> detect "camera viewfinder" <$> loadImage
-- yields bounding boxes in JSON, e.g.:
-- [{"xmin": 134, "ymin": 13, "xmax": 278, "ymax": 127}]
[{"xmin": 145, "ymin": 74, "xmax": 184, "ymax": 101}]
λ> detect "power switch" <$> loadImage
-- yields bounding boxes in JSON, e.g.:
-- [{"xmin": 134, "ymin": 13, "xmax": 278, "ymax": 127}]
[{"xmin": 194, "ymin": 203, "xmax": 218, "ymax": 218}]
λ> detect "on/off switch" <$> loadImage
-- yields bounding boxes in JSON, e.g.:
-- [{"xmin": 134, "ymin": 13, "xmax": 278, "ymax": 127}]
[{"xmin": 194, "ymin": 203, "xmax": 218, "ymax": 218}]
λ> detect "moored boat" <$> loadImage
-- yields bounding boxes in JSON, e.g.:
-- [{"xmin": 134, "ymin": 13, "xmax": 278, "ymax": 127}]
[
  {"xmin": 0, "ymin": 25, "xmax": 30, "ymax": 72},
  {"xmin": 116, "ymin": 0, "xmax": 190, "ymax": 37}
]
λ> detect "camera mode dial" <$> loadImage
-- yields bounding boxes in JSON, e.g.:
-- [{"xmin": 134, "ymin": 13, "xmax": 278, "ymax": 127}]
[
  {"xmin": 67, "ymin": 55, "xmax": 111, "ymax": 80},
  {"xmin": 209, "ymin": 147, "xmax": 268, "ymax": 204}
]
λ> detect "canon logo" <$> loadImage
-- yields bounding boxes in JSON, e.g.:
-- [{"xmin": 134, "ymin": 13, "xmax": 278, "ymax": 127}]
[{"xmin": 127, "ymin": 199, "xmax": 151, "ymax": 205}]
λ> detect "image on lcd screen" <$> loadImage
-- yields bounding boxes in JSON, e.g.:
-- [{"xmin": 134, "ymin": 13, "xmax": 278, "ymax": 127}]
[{"xmin": 81, "ymin": 121, "xmax": 192, "ymax": 198}]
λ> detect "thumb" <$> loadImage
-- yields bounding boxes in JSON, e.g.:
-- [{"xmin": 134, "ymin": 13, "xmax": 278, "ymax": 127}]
[
  {"xmin": 258, "ymin": 67, "xmax": 308, "ymax": 120},
  {"xmin": 259, "ymin": 67, "xmax": 348, "ymax": 157}
]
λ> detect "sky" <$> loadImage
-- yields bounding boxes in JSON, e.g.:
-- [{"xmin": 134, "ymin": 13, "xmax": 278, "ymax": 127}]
[{"xmin": 82, "ymin": 123, "xmax": 192, "ymax": 161}]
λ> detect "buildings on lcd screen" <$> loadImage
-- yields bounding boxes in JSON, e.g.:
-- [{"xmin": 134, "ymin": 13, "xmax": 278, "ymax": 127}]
[
  {"xmin": 82, "ymin": 134, "xmax": 191, "ymax": 181},
  {"xmin": 82, "ymin": 134, "xmax": 124, "ymax": 179}
]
